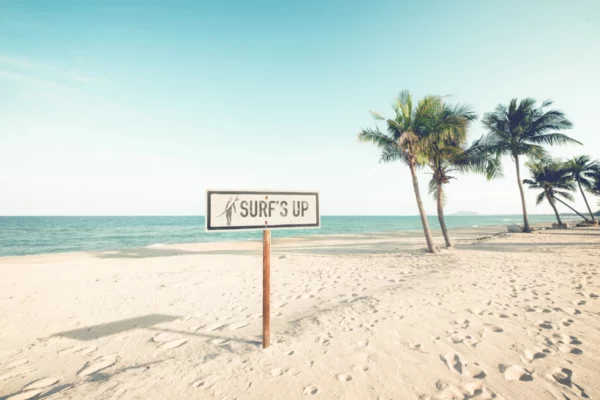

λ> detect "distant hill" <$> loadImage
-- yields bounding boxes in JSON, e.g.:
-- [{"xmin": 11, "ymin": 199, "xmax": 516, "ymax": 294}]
[{"xmin": 451, "ymin": 210, "xmax": 480, "ymax": 216}]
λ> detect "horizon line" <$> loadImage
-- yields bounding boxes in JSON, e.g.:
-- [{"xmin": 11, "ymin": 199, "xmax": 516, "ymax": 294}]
[{"xmin": 0, "ymin": 214, "xmax": 565, "ymax": 218}]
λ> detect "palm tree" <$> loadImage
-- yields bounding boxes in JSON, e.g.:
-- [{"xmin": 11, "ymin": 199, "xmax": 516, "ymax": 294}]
[
  {"xmin": 358, "ymin": 91, "xmax": 444, "ymax": 253},
  {"xmin": 564, "ymin": 156, "xmax": 600, "ymax": 221},
  {"xmin": 524, "ymin": 159, "xmax": 589, "ymax": 224},
  {"xmin": 523, "ymin": 160, "xmax": 575, "ymax": 226},
  {"xmin": 421, "ymin": 102, "xmax": 500, "ymax": 247},
  {"xmin": 481, "ymin": 99, "xmax": 579, "ymax": 232}
]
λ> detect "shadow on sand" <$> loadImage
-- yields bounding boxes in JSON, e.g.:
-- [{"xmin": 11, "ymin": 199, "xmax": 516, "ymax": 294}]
[
  {"xmin": 52, "ymin": 314, "xmax": 180, "ymax": 340},
  {"xmin": 51, "ymin": 314, "xmax": 262, "ymax": 346}
]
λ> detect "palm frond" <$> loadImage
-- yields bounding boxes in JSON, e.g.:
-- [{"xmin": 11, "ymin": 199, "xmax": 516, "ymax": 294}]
[
  {"xmin": 535, "ymin": 191, "xmax": 546, "ymax": 205},
  {"xmin": 554, "ymin": 190, "xmax": 575, "ymax": 202},
  {"xmin": 370, "ymin": 111, "xmax": 385, "ymax": 121},
  {"xmin": 357, "ymin": 128, "xmax": 395, "ymax": 148},
  {"xmin": 527, "ymin": 133, "xmax": 582, "ymax": 146}
]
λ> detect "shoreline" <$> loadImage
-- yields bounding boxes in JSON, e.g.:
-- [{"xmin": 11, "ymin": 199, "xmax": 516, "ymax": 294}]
[{"xmin": 0, "ymin": 219, "xmax": 583, "ymax": 262}]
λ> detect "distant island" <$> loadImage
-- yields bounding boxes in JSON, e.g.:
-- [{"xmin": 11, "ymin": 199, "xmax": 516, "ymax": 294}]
[{"xmin": 451, "ymin": 211, "xmax": 480, "ymax": 216}]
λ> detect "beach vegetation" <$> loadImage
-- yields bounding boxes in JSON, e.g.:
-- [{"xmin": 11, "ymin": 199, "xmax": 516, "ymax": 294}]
[{"xmin": 481, "ymin": 99, "xmax": 579, "ymax": 232}]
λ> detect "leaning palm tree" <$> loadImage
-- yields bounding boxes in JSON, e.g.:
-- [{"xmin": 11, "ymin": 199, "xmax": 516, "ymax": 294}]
[
  {"xmin": 564, "ymin": 155, "xmax": 600, "ymax": 221},
  {"xmin": 524, "ymin": 159, "xmax": 589, "ymax": 224},
  {"xmin": 481, "ymin": 99, "xmax": 579, "ymax": 232},
  {"xmin": 358, "ymin": 91, "xmax": 444, "ymax": 253},
  {"xmin": 425, "ymin": 136, "xmax": 502, "ymax": 247},
  {"xmin": 420, "ymin": 101, "xmax": 500, "ymax": 247}
]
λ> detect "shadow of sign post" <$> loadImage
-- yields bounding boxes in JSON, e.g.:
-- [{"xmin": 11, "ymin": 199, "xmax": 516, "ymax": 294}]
[{"xmin": 205, "ymin": 190, "xmax": 320, "ymax": 348}]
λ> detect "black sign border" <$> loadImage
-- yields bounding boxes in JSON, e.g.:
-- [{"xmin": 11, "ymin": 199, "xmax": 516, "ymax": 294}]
[{"xmin": 206, "ymin": 190, "xmax": 320, "ymax": 231}]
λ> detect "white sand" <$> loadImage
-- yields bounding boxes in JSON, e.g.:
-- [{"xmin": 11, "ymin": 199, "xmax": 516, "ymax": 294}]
[{"xmin": 0, "ymin": 226, "xmax": 599, "ymax": 399}]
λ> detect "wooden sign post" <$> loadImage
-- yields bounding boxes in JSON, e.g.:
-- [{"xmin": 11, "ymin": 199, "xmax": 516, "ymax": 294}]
[
  {"xmin": 205, "ymin": 190, "xmax": 320, "ymax": 348},
  {"xmin": 262, "ymin": 229, "xmax": 271, "ymax": 348}
]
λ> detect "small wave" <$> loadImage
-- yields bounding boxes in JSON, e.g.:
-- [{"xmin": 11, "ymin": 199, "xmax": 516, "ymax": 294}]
[
  {"xmin": 148, "ymin": 243, "xmax": 165, "ymax": 247},
  {"xmin": 472, "ymin": 225, "xmax": 479, "ymax": 227}
]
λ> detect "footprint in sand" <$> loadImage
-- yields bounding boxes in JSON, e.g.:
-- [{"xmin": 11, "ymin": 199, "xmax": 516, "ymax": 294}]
[
  {"xmin": 522, "ymin": 348, "xmax": 546, "ymax": 362},
  {"xmin": 58, "ymin": 345, "xmax": 97, "ymax": 355},
  {"xmin": 336, "ymin": 373, "xmax": 352, "ymax": 382},
  {"xmin": 192, "ymin": 375, "xmax": 219, "ymax": 390},
  {"xmin": 466, "ymin": 308, "xmax": 484, "ymax": 316},
  {"xmin": 550, "ymin": 367, "xmax": 589, "ymax": 398},
  {"xmin": 269, "ymin": 368, "xmax": 285, "ymax": 377},
  {"xmin": 203, "ymin": 323, "xmax": 226, "ymax": 332},
  {"xmin": 560, "ymin": 318, "xmax": 575, "ymax": 327},
  {"xmin": 452, "ymin": 319, "xmax": 470, "ymax": 329},
  {"xmin": 0, "ymin": 368, "xmax": 36, "ymax": 382},
  {"xmin": 498, "ymin": 364, "xmax": 533, "ymax": 381},
  {"xmin": 303, "ymin": 385, "xmax": 319, "ymax": 395},
  {"xmin": 464, "ymin": 363, "xmax": 486, "ymax": 379},
  {"xmin": 315, "ymin": 333, "xmax": 332, "ymax": 347},
  {"xmin": 78, "ymin": 357, "xmax": 117, "ymax": 377},
  {"xmin": 537, "ymin": 321, "xmax": 554, "ymax": 330},
  {"xmin": 152, "ymin": 332, "xmax": 180, "ymax": 343},
  {"xmin": 432, "ymin": 380, "xmax": 496, "ymax": 400},
  {"xmin": 558, "ymin": 344, "xmax": 583, "ymax": 355},
  {"xmin": 440, "ymin": 353, "xmax": 463, "ymax": 375},
  {"xmin": 79, "ymin": 346, "xmax": 98, "ymax": 355},
  {"xmin": 3, "ymin": 359, "xmax": 28, "ymax": 369},
  {"xmin": 462, "ymin": 381, "xmax": 496, "ymax": 399},
  {"xmin": 159, "ymin": 339, "xmax": 188, "ymax": 351},
  {"xmin": 23, "ymin": 376, "xmax": 61, "ymax": 390},
  {"xmin": 409, "ymin": 342, "xmax": 427, "ymax": 353},
  {"xmin": 483, "ymin": 324, "xmax": 504, "ymax": 333},
  {"xmin": 447, "ymin": 333, "xmax": 478, "ymax": 347},
  {"xmin": 227, "ymin": 322, "xmax": 250, "ymax": 330},
  {"xmin": 352, "ymin": 365, "xmax": 369, "ymax": 372},
  {"xmin": 551, "ymin": 367, "xmax": 573, "ymax": 386}
]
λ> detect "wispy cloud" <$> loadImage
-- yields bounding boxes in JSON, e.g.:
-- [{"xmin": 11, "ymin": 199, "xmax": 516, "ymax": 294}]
[
  {"xmin": 0, "ymin": 54, "xmax": 146, "ymax": 119},
  {"xmin": 0, "ymin": 54, "xmax": 99, "ymax": 85}
]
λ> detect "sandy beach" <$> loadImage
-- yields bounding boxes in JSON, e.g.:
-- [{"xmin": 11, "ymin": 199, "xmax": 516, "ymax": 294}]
[{"xmin": 1, "ymin": 226, "xmax": 599, "ymax": 399}]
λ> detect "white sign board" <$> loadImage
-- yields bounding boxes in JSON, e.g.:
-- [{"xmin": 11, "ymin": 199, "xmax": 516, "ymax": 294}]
[{"xmin": 205, "ymin": 190, "xmax": 320, "ymax": 231}]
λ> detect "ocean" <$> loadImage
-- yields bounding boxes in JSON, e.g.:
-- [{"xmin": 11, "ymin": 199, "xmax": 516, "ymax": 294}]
[{"xmin": 0, "ymin": 215, "xmax": 566, "ymax": 257}]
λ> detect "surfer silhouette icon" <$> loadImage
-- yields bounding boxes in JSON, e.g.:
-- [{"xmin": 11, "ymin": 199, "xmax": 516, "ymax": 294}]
[{"xmin": 217, "ymin": 195, "xmax": 239, "ymax": 226}]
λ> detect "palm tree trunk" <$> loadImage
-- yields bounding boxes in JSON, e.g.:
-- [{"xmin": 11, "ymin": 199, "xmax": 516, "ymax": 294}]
[
  {"xmin": 409, "ymin": 163, "xmax": 436, "ymax": 253},
  {"xmin": 553, "ymin": 197, "xmax": 589, "ymax": 221},
  {"xmin": 514, "ymin": 155, "xmax": 531, "ymax": 232},
  {"xmin": 577, "ymin": 180, "xmax": 596, "ymax": 221},
  {"xmin": 436, "ymin": 181, "xmax": 452, "ymax": 248},
  {"xmin": 546, "ymin": 192, "xmax": 562, "ymax": 225}
]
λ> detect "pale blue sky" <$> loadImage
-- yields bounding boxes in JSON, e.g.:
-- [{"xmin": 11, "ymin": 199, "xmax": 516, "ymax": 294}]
[{"xmin": 1, "ymin": 0, "xmax": 599, "ymax": 216}]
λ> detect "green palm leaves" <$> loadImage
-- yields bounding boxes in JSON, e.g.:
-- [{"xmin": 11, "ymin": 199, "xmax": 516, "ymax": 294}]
[
  {"xmin": 481, "ymin": 98, "xmax": 578, "ymax": 232},
  {"xmin": 524, "ymin": 159, "xmax": 589, "ymax": 223},
  {"xmin": 563, "ymin": 156, "xmax": 600, "ymax": 220},
  {"xmin": 359, "ymin": 92, "xmax": 594, "ymax": 243},
  {"xmin": 358, "ymin": 92, "xmax": 483, "ymax": 250}
]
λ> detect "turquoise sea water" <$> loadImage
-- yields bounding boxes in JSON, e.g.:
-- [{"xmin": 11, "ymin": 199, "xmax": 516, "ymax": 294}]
[{"xmin": 0, "ymin": 215, "xmax": 567, "ymax": 257}]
